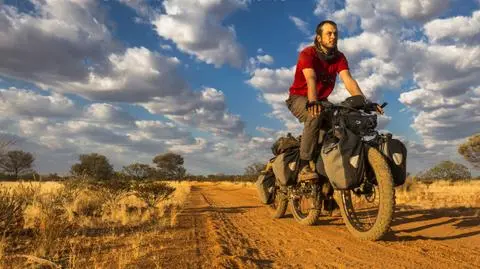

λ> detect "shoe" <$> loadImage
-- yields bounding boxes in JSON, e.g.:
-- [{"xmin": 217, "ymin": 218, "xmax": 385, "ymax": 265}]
[{"xmin": 298, "ymin": 164, "xmax": 319, "ymax": 181}]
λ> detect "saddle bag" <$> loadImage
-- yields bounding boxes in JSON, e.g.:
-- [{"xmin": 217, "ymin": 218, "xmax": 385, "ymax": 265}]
[
  {"xmin": 321, "ymin": 124, "xmax": 366, "ymax": 190},
  {"xmin": 255, "ymin": 172, "xmax": 276, "ymax": 204},
  {"xmin": 379, "ymin": 134, "xmax": 407, "ymax": 186},
  {"xmin": 271, "ymin": 148, "xmax": 300, "ymax": 186}
]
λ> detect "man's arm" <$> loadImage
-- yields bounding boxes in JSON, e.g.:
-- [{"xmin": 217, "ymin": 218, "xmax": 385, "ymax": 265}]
[
  {"xmin": 302, "ymin": 68, "xmax": 317, "ymax": 101},
  {"xmin": 302, "ymin": 68, "xmax": 321, "ymax": 117},
  {"xmin": 339, "ymin": 69, "xmax": 364, "ymax": 96}
]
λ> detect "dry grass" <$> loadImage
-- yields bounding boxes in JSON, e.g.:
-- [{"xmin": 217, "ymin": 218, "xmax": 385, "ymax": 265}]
[
  {"xmin": 396, "ymin": 178, "xmax": 480, "ymax": 209},
  {"xmin": 0, "ymin": 180, "xmax": 191, "ymax": 268}
]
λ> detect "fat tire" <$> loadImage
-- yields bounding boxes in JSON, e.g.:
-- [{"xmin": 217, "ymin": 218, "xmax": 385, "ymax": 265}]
[
  {"xmin": 269, "ymin": 187, "xmax": 288, "ymax": 219},
  {"xmin": 337, "ymin": 146, "xmax": 395, "ymax": 241},
  {"xmin": 291, "ymin": 203, "xmax": 321, "ymax": 225}
]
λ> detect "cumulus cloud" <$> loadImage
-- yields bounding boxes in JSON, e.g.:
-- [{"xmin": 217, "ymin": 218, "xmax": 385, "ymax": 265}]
[
  {"xmin": 400, "ymin": 86, "xmax": 480, "ymax": 145},
  {"xmin": 328, "ymin": 0, "xmax": 449, "ymax": 35},
  {"xmin": 0, "ymin": 86, "xmax": 218, "ymax": 172},
  {"xmin": 152, "ymin": 0, "xmax": 246, "ymax": 68},
  {"xmin": 54, "ymin": 47, "xmax": 187, "ymax": 102},
  {"xmin": 0, "ymin": 1, "xmax": 113, "ymax": 85},
  {"xmin": 246, "ymin": 66, "xmax": 302, "ymax": 131},
  {"xmin": 142, "ymin": 87, "xmax": 245, "ymax": 137},
  {"xmin": 314, "ymin": 0, "xmax": 338, "ymax": 17},
  {"xmin": 0, "ymin": 88, "xmax": 78, "ymax": 118},
  {"xmin": 84, "ymin": 103, "xmax": 136, "ymax": 126},
  {"xmin": 256, "ymin": 55, "xmax": 274, "ymax": 65},
  {"xmin": 424, "ymin": 10, "xmax": 480, "ymax": 44}
]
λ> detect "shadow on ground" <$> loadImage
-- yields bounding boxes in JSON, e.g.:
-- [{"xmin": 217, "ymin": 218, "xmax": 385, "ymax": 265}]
[{"xmin": 384, "ymin": 206, "xmax": 480, "ymax": 242}]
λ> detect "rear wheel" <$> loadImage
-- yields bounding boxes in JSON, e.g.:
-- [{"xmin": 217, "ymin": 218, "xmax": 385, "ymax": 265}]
[
  {"xmin": 269, "ymin": 186, "xmax": 288, "ymax": 219},
  {"xmin": 290, "ymin": 182, "xmax": 321, "ymax": 225},
  {"xmin": 337, "ymin": 147, "xmax": 395, "ymax": 241}
]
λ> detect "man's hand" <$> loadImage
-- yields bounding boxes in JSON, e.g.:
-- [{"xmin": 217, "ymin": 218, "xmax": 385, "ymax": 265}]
[
  {"xmin": 306, "ymin": 101, "xmax": 322, "ymax": 117},
  {"xmin": 375, "ymin": 104, "xmax": 384, "ymax": 115}
]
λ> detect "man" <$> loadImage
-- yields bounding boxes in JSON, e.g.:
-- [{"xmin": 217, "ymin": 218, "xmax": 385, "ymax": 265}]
[{"xmin": 286, "ymin": 20, "xmax": 382, "ymax": 181}]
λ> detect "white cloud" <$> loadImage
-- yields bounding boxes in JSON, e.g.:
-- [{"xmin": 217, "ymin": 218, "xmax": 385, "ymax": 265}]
[
  {"xmin": 399, "ymin": 86, "xmax": 480, "ymax": 144},
  {"xmin": 289, "ymin": 15, "xmax": 310, "ymax": 35},
  {"xmin": 152, "ymin": 0, "xmax": 246, "ymax": 68},
  {"xmin": 246, "ymin": 52, "xmax": 275, "ymax": 73},
  {"xmin": 396, "ymin": 0, "xmax": 449, "ymax": 21},
  {"xmin": 424, "ymin": 10, "xmax": 480, "ymax": 44},
  {"xmin": 246, "ymin": 67, "xmax": 294, "ymax": 94},
  {"xmin": 168, "ymin": 138, "xmax": 208, "ymax": 154},
  {"xmin": 84, "ymin": 103, "xmax": 136, "ymax": 126},
  {"xmin": 53, "ymin": 47, "xmax": 187, "ymax": 102},
  {"xmin": 0, "ymin": 87, "xmax": 78, "ymax": 118},
  {"xmin": 134, "ymin": 120, "xmax": 192, "ymax": 141},
  {"xmin": 0, "ymin": 1, "xmax": 113, "ymax": 84},
  {"xmin": 142, "ymin": 87, "xmax": 245, "ymax": 137},
  {"xmin": 314, "ymin": 0, "xmax": 338, "ymax": 17},
  {"xmin": 256, "ymin": 54, "xmax": 274, "ymax": 65},
  {"xmin": 330, "ymin": 0, "xmax": 449, "ymax": 33},
  {"xmin": 246, "ymin": 66, "xmax": 302, "ymax": 132}
]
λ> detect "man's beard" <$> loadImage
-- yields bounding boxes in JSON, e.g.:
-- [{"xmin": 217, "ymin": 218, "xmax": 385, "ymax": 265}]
[
  {"xmin": 321, "ymin": 41, "xmax": 337, "ymax": 53},
  {"xmin": 316, "ymin": 42, "xmax": 338, "ymax": 61}
]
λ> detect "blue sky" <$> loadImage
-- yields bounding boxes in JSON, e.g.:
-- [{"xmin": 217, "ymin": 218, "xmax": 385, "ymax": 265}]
[{"xmin": 0, "ymin": 0, "xmax": 479, "ymax": 175}]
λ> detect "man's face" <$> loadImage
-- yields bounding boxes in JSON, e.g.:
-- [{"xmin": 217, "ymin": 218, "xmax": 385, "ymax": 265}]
[{"xmin": 318, "ymin": 23, "xmax": 338, "ymax": 50}]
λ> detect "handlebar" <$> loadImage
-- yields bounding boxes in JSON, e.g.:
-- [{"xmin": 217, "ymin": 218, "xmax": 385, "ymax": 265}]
[{"xmin": 306, "ymin": 100, "xmax": 388, "ymax": 114}]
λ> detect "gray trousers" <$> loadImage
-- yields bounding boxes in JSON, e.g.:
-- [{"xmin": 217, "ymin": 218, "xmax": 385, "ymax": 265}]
[{"xmin": 286, "ymin": 95, "xmax": 322, "ymax": 161}]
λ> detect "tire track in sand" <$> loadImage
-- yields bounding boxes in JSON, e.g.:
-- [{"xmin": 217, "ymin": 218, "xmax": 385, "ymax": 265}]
[{"xmin": 197, "ymin": 183, "xmax": 480, "ymax": 269}]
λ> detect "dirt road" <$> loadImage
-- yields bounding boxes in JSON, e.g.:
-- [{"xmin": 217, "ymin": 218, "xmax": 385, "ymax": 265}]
[{"xmin": 159, "ymin": 183, "xmax": 480, "ymax": 268}]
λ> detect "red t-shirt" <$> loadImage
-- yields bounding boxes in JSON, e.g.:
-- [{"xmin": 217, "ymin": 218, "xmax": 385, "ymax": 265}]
[{"xmin": 289, "ymin": 46, "xmax": 349, "ymax": 99}]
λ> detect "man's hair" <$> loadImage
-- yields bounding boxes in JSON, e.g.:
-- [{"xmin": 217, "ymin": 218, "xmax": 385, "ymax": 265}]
[{"xmin": 314, "ymin": 20, "xmax": 337, "ymax": 50}]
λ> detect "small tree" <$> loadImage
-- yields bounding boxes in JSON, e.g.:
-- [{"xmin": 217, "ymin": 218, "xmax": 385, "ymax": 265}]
[
  {"xmin": 71, "ymin": 153, "xmax": 114, "ymax": 180},
  {"xmin": 458, "ymin": 133, "xmax": 479, "ymax": 169},
  {"xmin": 152, "ymin": 152, "xmax": 186, "ymax": 179},
  {"xmin": 122, "ymin": 163, "xmax": 156, "ymax": 180},
  {"xmin": 0, "ymin": 150, "xmax": 35, "ymax": 179},
  {"xmin": 0, "ymin": 135, "xmax": 15, "ymax": 155},
  {"xmin": 244, "ymin": 162, "xmax": 265, "ymax": 176},
  {"xmin": 418, "ymin": 160, "xmax": 471, "ymax": 181}
]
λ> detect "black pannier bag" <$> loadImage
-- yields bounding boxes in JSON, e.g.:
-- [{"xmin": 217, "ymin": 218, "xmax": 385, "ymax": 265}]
[
  {"xmin": 255, "ymin": 171, "xmax": 276, "ymax": 204},
  {"xmin": 321, "ymin": 123, "xmax": 366, "ymax": 190},
  {"xmin": 271, "ymin": 133, "xmax": 300, "ymax": 156},
  {"xmin": 271, "ymin": 148, "xmax": 300, "ymax": 186},
  {"xmin": 379, "ymin": 134, "xmax": 407, "ymax": 186}
]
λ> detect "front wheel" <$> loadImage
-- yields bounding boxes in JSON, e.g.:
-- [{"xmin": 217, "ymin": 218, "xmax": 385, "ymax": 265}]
[
  {"xmin": 337, "ymin": 147, "xmax": 395, "ymax": 241},
  {"xmin": 290, "ymin": 183, "xmax": 321, "ymax": 225}
]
